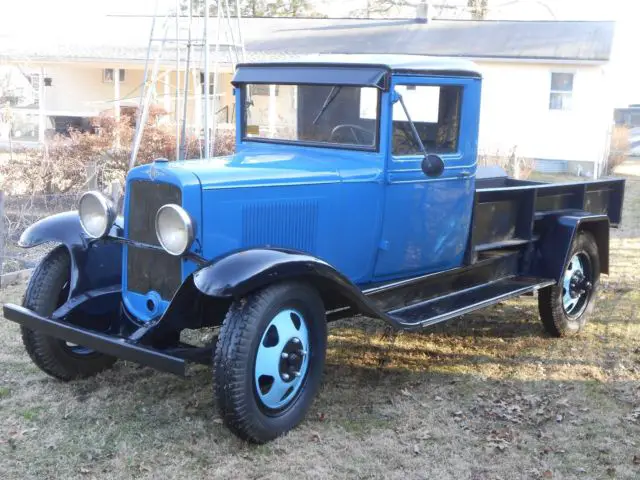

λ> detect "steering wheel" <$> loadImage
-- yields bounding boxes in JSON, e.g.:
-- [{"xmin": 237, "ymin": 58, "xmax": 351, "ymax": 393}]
[{"xmin": 329, "ymin": 124, "xmax": 373, "ymax": 145}]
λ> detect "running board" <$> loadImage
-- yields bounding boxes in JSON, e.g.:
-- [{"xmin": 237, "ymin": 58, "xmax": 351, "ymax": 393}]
[{"xmin": 386, "ymin": 276, "xmax": 556, "ymax": 330}]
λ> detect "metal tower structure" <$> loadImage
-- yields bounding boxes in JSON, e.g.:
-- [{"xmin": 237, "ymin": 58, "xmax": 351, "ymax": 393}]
[{"xmin": 129, "ymin": 0, "xmax": 245, "ymax": 170}]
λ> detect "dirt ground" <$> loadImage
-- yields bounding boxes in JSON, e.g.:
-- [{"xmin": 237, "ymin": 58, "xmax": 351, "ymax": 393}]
[{"xmin": 1, "ymin": 166, "xmax": 640, "ymax": 479}]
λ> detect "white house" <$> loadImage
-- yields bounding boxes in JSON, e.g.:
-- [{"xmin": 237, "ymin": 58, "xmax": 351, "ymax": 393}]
[
  {"xmin": 246, "ymin": 16, "xmax": 616, "ymax": 176},
  {"xmin": 0, "ymin": 13, "xmax": 616, "ymax": 175}
]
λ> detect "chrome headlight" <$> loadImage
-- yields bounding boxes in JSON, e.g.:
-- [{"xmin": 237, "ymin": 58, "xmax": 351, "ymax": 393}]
[
  {"xmin": 78, "ymin": 191, "xmax": 115, "ymax": 238},
  {"xmin": 155, "ymin": 204, "xmax": 194, "ymax": 256}
]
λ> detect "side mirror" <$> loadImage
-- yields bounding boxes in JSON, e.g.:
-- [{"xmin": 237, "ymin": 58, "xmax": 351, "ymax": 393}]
[{"xmin": 421, "ymin": 154, "xmax": 445, "ymax": 177}]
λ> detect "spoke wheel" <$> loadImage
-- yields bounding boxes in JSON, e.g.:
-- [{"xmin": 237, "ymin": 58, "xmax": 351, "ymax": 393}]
[
  {"xmin": 214, "ymin": 282, "xmax": 327, "ymax": 443},
  {"xmin": 539, "ymin": 231, "xmax": 600, "ymax": 337}
]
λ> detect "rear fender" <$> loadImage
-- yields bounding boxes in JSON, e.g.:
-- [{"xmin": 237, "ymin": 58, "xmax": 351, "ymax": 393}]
[
  {"xmin": 533, "ymin": 212, "xmax": 610, "ymax": 281},
  {"xmin": 19, "ymin": 211, "xmax": 123, "ymax": 298}
]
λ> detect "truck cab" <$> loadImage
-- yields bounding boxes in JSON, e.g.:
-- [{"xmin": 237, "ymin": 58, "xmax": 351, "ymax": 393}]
[
  {"xmin": 231, "ymin": 55, "xmax": 480, "ymax": 282},
  {"xmin": 122, "ymin": 55, "xmax": 482, "ymax": 322},
  {"xmin": 4, "ymin": 55, "xmax": 625, "ymax": 444}
]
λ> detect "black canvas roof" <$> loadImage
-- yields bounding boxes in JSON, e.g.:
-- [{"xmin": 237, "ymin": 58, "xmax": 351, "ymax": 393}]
[{"xmin": 235, "ymin": 54, "xmax": 482, "ymax": 82}]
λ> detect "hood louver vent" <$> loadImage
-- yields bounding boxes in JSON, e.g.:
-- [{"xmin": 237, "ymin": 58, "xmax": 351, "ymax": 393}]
[{"xmin": 242, "ymin": 200, "xmax": 319, "ymax": 253}]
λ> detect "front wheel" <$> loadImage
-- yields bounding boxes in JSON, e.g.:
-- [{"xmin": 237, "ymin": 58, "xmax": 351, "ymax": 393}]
[
  {"xmin": 213, "ymin": 282, "xmax": 327, "ymax": 443},
  {"xmin": 21, "ymin": 246, "xmax": 116, "ymax": 380},
  {"xmin": 538, "ymin": 231, "xmax": 600, "ymax": 337}
]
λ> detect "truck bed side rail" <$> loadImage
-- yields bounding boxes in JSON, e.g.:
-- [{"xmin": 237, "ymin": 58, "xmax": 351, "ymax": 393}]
[{"xmin": 469, "ymin": 178, "xmax": 625, "ymax": 257}]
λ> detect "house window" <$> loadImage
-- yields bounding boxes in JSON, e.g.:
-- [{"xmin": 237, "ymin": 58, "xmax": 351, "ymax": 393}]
[
  {"xmin": 392, "ymin": 84, "xmax": 462, "ymax": 155},
  {"xmin": 103, "ymin": 68, "xmax": 125, "ymax": 83},
  {"xmin": 549, "ymin": 72, "xmax": 573, "ymax": 110},
  {"xmin": 29, "ymin": 74, "xmax": 41, "ymax": 103},
  {"xmin": 200, "ymin": 72, "xmax": 216, "ymax": 95}
]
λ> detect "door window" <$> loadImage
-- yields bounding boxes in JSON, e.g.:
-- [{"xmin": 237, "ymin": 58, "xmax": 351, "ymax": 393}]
[{"xmin": 392, "ymin": 84, "xmax": 463, "ymax": 156}]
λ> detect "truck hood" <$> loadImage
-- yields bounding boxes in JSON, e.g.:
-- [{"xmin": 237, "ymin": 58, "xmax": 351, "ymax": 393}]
[{"xmin": 164, "ymin": 150, "xmax": 344, "ymax": 189}]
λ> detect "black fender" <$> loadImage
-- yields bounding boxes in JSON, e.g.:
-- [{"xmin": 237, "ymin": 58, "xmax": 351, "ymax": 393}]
[
  {"xmin": 142, "ymin": 249, "xmax": 376, "ymax": 339},
  {"xmin": 191, "ymin": 248, "xmax": 382, "ymax": 318},
  {"xmin": 533, "ymin": 212, "xmax": 610, "ymax": 281},
  {"xmin": 19, "ymin": 211, "xmax": 123, "ymax": 298}
]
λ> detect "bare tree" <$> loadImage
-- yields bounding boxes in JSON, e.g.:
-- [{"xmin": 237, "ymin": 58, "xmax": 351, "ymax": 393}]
[
  {"xmin": 349, "ymin": 0, "xmax": 492, "ymax": 19},
  {"xmin": 468, "ymin": 0, "xmax": 488, "ymax": 19},
  {"xmin": 0, "ymin": 70, "xmax": 25, "ymax": 107},
  {"xmin": 349, "ymin": 0, "xmax": 419, "ymax": 18},
  {"xmin": 180, "ymin": 0, "xmax": 324, "ymax": 17}
]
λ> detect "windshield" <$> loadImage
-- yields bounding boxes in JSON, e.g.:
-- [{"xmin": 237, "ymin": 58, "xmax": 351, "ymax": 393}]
[{"xmin": 242, "ymin": 84, "xmax": 379, "ymax": 149}]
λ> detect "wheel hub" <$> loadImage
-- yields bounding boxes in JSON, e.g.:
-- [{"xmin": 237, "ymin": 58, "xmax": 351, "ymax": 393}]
[
  {"xmin": 562, "ymin": 252, "xmax": 592, "ymax": 316},
  {"xmin": 254, "ymin": 309, "xmax": 310, "ymax": 410},
  {"xmin": 279, "ymin": 338, "xmax": 307, "ymax": 381},
  {"xmin": 568, "ymin": 270, "xmax": 592, "ymax": 298}
]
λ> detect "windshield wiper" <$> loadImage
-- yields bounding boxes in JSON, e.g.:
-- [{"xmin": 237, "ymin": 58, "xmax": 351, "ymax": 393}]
[
  {"xmin": 394, "ymin": 91, "xmax": 444, "ymax": 177},
  {"xmin": 395, "ymin": 92, "xmax": 429, "ymax": 157},
  {"xmin": 312, "ymin": 86, "xmax": 342, "ymax": 125}
]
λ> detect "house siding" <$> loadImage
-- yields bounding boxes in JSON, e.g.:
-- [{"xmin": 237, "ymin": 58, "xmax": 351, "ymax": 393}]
[
  {"xmin": 476, "ymin": 61, "xmax": 612, "ymax": 174},
  {"xmin": 22, "ymin": 63, "xmax": 147, "ymax": 117},
  {"xmin": 17, "ymin": 63, "xmax": 235, "ymax": 127},
  {"xmin": 9, "ymin": 60, "xmax": 614, "ymax": 175}
]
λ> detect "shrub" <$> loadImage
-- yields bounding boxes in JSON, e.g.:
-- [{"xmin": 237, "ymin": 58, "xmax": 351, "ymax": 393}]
[
  {"xmin": 0, "ymin": 108, "xmax": 237, "ymax": 195},
  {"xmin": 606, "ymin": 126, "xmax": 629, "ymax": 175},
  {"xmin": 477, "ymin": 146, "xmax": 534, "ymax": 180}
]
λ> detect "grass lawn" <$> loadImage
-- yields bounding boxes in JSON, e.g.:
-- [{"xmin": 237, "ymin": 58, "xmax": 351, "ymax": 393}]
[{"xmin": 1, "ymin": 167, "xmax": 640, "ymax": 479}]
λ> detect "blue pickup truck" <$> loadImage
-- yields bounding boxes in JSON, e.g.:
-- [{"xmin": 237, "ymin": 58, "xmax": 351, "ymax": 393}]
[{"xmin": 3, "ymin": 55, "xmax": 624, "ymax": 443}]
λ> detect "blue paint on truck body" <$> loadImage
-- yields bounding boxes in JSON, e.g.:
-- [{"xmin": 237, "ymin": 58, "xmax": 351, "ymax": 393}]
[
  {"xmin": 120, "ymin": 55, "xmax": 483, "ymax": 322},
  {"xmin": 6, "ymin": 54, "xmax": 625, "ymax": 383}
]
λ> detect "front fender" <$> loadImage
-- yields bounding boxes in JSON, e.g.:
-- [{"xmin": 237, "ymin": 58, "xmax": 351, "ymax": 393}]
[
  {"xmin": 534, "ymin": 212, "xmax": 610, "ymax": 281},
  {"xmin": 19, "ymin": 211, "xmax": 87, "ymax": 249},
  {"xmin": 192, "ymin": 248, "xmax": 382, "ymax": 316},
  {"xmin": 193, "ymin": 249, "xmax": 344, "ymax": 295},
  {"xmin": 19, "ymin": 211, "xmax": 123, "ymax": 298}
]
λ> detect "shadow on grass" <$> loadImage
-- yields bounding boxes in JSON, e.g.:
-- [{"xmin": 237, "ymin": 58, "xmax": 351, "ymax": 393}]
[
  {"xmin": 425, "ymin": 305, "xmax": 546, "ymax": 338},
  {"xmin": 341, "ymin": 303, "xmax": 547, "ymax": 340},
  {"xmin": 327, "ymin": 337, "xmax": 604, "ymax": 369}
]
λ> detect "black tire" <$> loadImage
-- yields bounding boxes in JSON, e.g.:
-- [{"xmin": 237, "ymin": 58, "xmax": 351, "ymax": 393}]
[
  {"xmin": 21, "ymin": 246, "xmax": 116, "ymax": 381},
  {"xmin": 213, "ymin": 281, "xmax": 327, "ymax": 443},
  {"xmin": 538, "ymin": 231, "xmax": 600, "ymax": 337}
]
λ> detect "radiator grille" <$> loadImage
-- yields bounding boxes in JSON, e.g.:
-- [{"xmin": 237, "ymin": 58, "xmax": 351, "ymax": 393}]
[{"xmin": 126, "ymin": 180, "xmax": 182, "ymax": 299}]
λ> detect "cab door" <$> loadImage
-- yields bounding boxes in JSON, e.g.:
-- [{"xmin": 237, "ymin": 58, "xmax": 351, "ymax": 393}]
[{"xmin": 373, "ymin": 74, "xmax": 481, "ymax": 280}]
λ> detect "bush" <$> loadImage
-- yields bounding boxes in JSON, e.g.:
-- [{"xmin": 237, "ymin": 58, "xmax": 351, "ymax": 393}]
[
  {"xmin": 477, "ymin": 146, "xmax": 534, "ymax": 180},
  {"xmin": 0, "ymin": 108, "xmax": 236, "ymax": 195},
  {"xmin": 607, "ymin": 126, "xmax": 629, "ymax": 175}
]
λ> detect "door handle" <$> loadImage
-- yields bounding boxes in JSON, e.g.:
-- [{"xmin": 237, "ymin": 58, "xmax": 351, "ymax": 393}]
[{"xmin": 459, "ymin": 170, "xmax": 472, "ymax": 178}]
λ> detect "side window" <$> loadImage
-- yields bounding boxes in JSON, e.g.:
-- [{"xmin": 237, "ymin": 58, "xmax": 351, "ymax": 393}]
[
  {"xmin": 392, "ymin": 84, "xmax": 462, "ymax": 156},
  {"xmin": 549, "ymin": 72, "xmax": 574, "ymax": 111}
]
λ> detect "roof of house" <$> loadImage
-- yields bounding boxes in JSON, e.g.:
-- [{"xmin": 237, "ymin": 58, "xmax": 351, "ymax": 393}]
[
  {"xmin": 246, "ymin": 17, "xmax": 615, "ymax": 62},
  {"xmin": 0, "ymin": 15, "xmax": 615, "ymax": 64}
]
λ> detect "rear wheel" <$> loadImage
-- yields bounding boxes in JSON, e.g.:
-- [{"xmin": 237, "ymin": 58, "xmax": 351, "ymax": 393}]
[
  {"xmin": 213, "ymin": 282, "xmax": 327, "ymax": 443},
  {"xmin": 21, "ymin": 246, "xmax": 116, "ymax": 380},
  {"xmin": 538, "ymin": 231, "xmax": 600, "ymax": 337}
]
